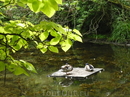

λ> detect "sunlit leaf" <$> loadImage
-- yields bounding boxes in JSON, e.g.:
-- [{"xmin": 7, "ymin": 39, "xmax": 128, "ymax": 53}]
[
  {"xmin": 41, "ymin": 1, "xmax": 56, "ymax": 18},
  {"xmin": 37, "ymin": 43, "xmax": 43, "ymax": 49},
  {"xmin": 75, "ymin": 35, "xmax": 82, "ymax": 42},
  {"xmin": 39, "ymin": 31, "xmax": 49, "ymax": 41},
  {"xmin": 68, "ymin": 33, "xmax": 83, "ymax": 42},
  {"xmin": 74, "ymin": 34, "xmax": 83, "ymax": 42},
  {"xmin": 48, "ymin": 46, "xmax": 59, "ymax": 53},
  {"xmin": 27, "ymin": 0, "xmax": 34, "ymax": 3},
  {"xmin": 10, "ymin": 36, "xmax": 19, "ymax": 44},
  {"xmin": 32, "ymin": 0, "xmax": 40, "ymax": 12},
  {"xmin": 48, "ymin": 0, "xmax": 58, "ymax": 10},
  {"xmin": 60, "ymin": 39, "xmax": 72, "ymax": 52},
  {"xmin": 13, "ymin": 39, "xmax": 23, "ymax": 50},
  {"xmin": 50, "ymin": 37, "xmax": 61, "ymax": 45},
  {"xmin": 0, "ymin": 0, "xmax": 5, "ymax": 2},
  {"xmin": 0, "ymin": 27, "xmax": 5, "ymax": 33},
  {"xmin": 40, "ymin": 47, "xmax": 47, "ymax": 53},
  {"xmin": 17, "ymin": 23, "xmax": 25, "ymax": 27},
  {"xmin": 54, "ymin": 0, "xmax": 62, "ymax": 4},
  {"xmin": 0, "ymin": 35, "xmax": 4, "ymax": 39},
  {"xmin": 20, "ymin": 0, "xmax": 28, "ymax": 3},
  {"xmin": 73, "ymin": 29, "xmax": 82, "ymax": 36}
]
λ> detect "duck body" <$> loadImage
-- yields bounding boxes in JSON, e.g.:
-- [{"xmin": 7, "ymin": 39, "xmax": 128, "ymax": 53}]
[
  {"xmin": 85, "ymin": 63, "xmax": 94, "ymax": 71},
  {"xmin": 61, "ymin": 63, "xmax": 73, "ymax": 74}
]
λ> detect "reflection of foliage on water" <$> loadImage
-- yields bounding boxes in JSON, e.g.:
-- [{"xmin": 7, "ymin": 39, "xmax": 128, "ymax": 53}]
[
  {"xmin": 80, "ymin": 71, "xmax": 130, "ymax": 97},
  {"xmin": 1, "ymin": 43, "xmax": 130, "ymax": 96},
  {"xmin": 80, "ymin": 45, "xmax": 130, "ymax": 97},
  {"xmin": 112, "ymin": 45, "xmax": 130, "ymax": 71}
]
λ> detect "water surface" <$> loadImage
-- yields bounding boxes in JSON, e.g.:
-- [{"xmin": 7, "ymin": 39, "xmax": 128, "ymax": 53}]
[{"xmin": 0, "ymin": 42, "xmax": 130, "ymax": 97}]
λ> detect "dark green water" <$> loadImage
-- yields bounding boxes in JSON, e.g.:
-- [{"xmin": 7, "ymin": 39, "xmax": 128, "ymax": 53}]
[{"xmin": 0, "ymin": 42, "xmax": 130, "ymax": 97}]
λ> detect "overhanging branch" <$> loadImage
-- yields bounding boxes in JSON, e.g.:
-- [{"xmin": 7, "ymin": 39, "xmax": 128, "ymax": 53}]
[
  {"xmin": 0, "ymin": 33, "xmax": 27, "ymax": 41},
  {"xmin": 107, "ymin": 0, "xmax": 130, "ymax": 10},
  {"xmin": 0, "ymin": 0, "xmax": 15, "ymax": 9}
]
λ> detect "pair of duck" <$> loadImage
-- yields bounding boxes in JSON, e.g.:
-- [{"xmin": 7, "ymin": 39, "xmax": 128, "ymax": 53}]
[{"xmin": 61, "ymin": 63, "xmax": 94, "ymax": 75}]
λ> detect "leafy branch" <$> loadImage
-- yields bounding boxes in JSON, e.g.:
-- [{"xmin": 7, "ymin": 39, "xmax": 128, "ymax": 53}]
[
  {"xmin": 0, "ymin": 19, "xmax": 82, "ymax": 77},
  {"xmin": 0, "ymin": 0, "xmax": 15, "ymax": 9}
]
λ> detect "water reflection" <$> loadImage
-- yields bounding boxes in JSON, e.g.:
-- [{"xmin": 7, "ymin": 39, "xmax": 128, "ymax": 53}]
[
  {"xmin": 1, "ymin": 42, "xmax": 130, "ymax": 97},
  {"xmin": 59, "ymin": 78, "xmax": 73, "ymax": 87}
]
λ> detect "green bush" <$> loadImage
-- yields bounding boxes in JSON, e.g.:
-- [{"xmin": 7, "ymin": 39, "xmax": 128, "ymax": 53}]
[{"xmin": 110, "ymin": 16, "xmax": 130, "ymax": 43}]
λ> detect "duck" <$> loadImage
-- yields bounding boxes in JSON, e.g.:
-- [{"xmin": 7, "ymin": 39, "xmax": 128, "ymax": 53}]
[
  {"xmin": 61, "ymin": 63, "xmax": 73, "ymax": 75},
  {"xmin": 85, "ymin": 63, "xmax": 94, "ymax": 71}
]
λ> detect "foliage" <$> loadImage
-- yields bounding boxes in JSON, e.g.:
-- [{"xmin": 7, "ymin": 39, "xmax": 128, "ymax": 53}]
[
  {"xmin": 0, "ymin": 0, "xmax": 82, "ymax": 76},
  {"xmin": 109, "ymin": 2, "xmax": 130, "ymax": 43},
  {"xmin": 0, "ymin": 0, "xmax": 62, "ymax": 18},
  {"xmin": 53, "ymin": 0, "xmax": 110, "ymax": 38},
  {"xmin": 110, "ymin": 17, "xmax": 130, "ymax": 43},
  {"xmin": 57, "ymin": 0, "xmax": 130, "ymax": 43}
]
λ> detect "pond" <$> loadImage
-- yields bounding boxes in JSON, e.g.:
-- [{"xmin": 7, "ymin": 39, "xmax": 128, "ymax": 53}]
[{"xmin": 0, "ymin": 42, "xmax": 130, "ymax": 97}]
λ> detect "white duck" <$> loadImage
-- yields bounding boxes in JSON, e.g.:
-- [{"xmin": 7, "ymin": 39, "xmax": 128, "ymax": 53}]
[
  {"xmin": 61, "ymin": 63, "xmax": 73, "ymax": 75},
  {"xmin": 85, "ymin": 63, "xmax": 94, "ymax": 71}
]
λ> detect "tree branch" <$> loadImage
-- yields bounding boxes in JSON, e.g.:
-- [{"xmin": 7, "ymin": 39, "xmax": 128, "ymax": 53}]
[
  {"xmin": 107, "ymin": 0, "xmax": 130, "ymax": 10},
  {"xmin": 0, "ymin": 33, "xmax": 27, "ymax": 41},
  {"xmin": 0, "ymin": 0, "xmax": 15, "ymax": 9}
]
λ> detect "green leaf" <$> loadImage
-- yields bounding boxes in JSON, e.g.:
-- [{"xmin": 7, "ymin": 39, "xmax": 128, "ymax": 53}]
[
  {"xmin": 0, "ymin": 26, "xmax": 5, "ymax": 33},
  {"xmin": 48, "ymin": 46, "xmax": 59, "ymax": 53},
  {"xmin": 73, "ymin": 34, "xmax": 83, "ymax": 42},
  {"xmin": 11, "ymin": 36, "xmax": 19, "ymax": 44},
  {"xmin": 60, "ymin": 39, "xmax": 72, "ymax": 52},
  {"xmin": 13, "ymin": 39, "xmax": 23, "ymax": 50},
  {"xmin": 28, "ymin": 0, "xmax": 34, "ymax": 3},
  {"xmin": 0, "ymin": 12, "xmax": 5, "ymax": 16},
  {"xmin": 32, "ymin": 1, "xmax": 40, "ymax": 12},
  {"xmin": 73, "ymin": 29, "xmax": 82, "ymax": 36},
  {"xmin": 13, "ymin": 67, "xmax": 29, "ymax": 76},
  {"xmin": 37, "ymin": 43, "xmax": 43, "ymax": 49},
  {"xmin": 50, "ymin": 37, "xmax": 61, "ymax": 45},
  {"xmin": 20, "ymin": 0, "xmax": 27, "ymax": 3},
  {"xmin": 54, "ymin": 0, "xmax": 62, "ymax": 4},
  {"xmin": 39, "ymin": 31, "xmax": 49, "ymax": 41},
  {"xmin": 40, "ymin": 48, "xmax": 47, "ymax": 53},
  {"xmin": 27, "ymin": 0, "xmax": 44, "ymax": 12},
  {"xmin": 0, "ymin": 50, "xmax": 6, "ymax": 60},
  {"xmin": 48, "ymin": 0, "xmax": 58, "ymax": 10},
  {"xmin": 68, "ymin": 33, "xmax": 83, "ymax": 42},
  {"xmin": 20, "ymin": 60, "xmax": 37, "ymax": 73},
  {"xmin": 7, "ymin": 63, "xmax": 16, "ymax": 72},
  {"xmin": 50, "ymin": 29, "xmax": 59, "ymax": 37},
  {"xmin": 0, "ymin": 61, "xmax": 6, "ymax": 71},
  {"xmin": 0, "ymin": 35, "xmax": 4, "ymax": 39},
  {"xmin": 41, "ymin": 1, "xmax": 56, "ymax": 18}
]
